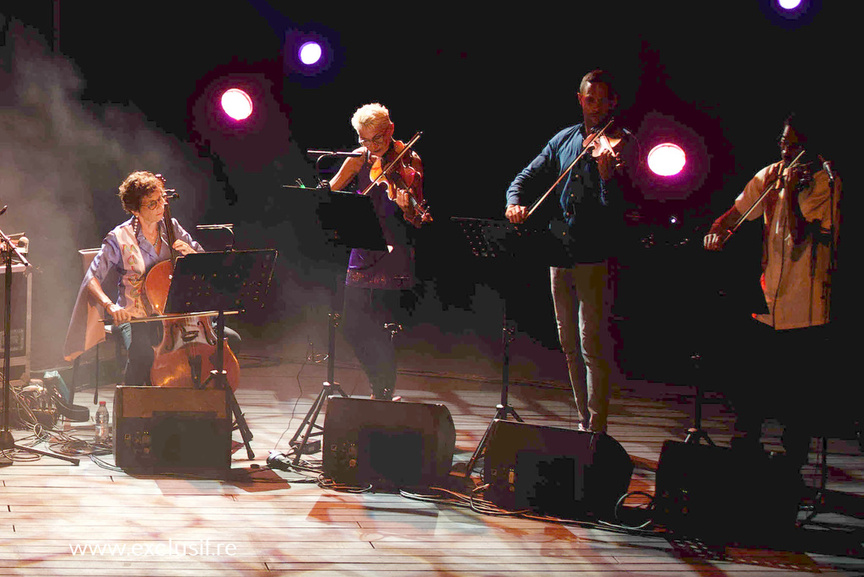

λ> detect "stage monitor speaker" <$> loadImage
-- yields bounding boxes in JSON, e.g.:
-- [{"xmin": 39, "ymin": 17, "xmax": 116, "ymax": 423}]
[
  {"xmin": 322, "ymin": 397, "xmax": 456, "ymax": 490},
  {"xmin": 113, "ymin": 386, "xmax": 231, "ymax": 474},
  {"xmin": 484, "ymin": 420, "xmax": 634, "ymax": 519},
  {"xmin": 654, "ymin": 440, "xmax": 800, "ymax": 542},
  {"xmin": 0, "ymin": 264, "xmax": 30, "ymax": 381}
]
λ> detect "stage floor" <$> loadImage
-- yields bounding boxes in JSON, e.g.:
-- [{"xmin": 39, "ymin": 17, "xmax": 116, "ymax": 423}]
[{"xmin": 3, "ymin": 328, "xmax": 863, "ymax": 576}]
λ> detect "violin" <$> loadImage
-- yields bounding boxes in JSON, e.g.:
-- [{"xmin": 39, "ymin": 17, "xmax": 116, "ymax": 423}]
[
  {"xmin": 142, "ymin": 177, "xmax": 240, "ymax": 391},
  {"xmin": 582, "ymin": 123, "xmax": 625, "ymax": 172},
  {"xmin": 365, "ymin": 132, "xmax": 432, "ymax": 226}
]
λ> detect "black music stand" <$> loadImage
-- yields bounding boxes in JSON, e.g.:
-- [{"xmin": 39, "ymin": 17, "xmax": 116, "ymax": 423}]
[
  {"xmin": 162, "ymin": 249, "xmax": 278, "ymax": 461},
  {"xmin": 277, "ymin": 187, "xmax": 386, "ymax": 467},
  {"xmin": 451, "ymin": 217, "xmax": 572, "ymax": 476}
]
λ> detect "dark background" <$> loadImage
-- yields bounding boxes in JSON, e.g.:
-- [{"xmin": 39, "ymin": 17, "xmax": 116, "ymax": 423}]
[{"xmin": 1, "ymin": 1, "xmax": 856, "ymax": 386}]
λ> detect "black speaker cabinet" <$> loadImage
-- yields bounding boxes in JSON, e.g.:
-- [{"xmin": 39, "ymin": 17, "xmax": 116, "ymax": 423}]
[
  {"xmin": 0, "ymin": 264, "xmax": 31, "ymax": 381},
  {"xmin": 322, "ymin": 397, "xmax": 456, "ymax": 490},
  {"xmin": 484, "ymin": 420, "xmax": 634, "ymax": 519},
  {"xmin": 654, "ymin": 440, "xmax": 800, "ymax": 541},
  {"xmin": 113, "ymin": 386, "xmax": 231, "ymax": 474}
]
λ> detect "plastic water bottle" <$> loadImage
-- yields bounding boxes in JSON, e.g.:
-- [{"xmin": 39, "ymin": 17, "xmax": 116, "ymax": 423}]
[{"xmin": 94, "ymin": 401, "xmax": 109, "ymax": 443}]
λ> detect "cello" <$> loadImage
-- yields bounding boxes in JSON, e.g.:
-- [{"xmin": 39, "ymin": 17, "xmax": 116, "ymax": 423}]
[{"xmin": 142, "ymin": 181, "xmax": 241, "ymax": 391}]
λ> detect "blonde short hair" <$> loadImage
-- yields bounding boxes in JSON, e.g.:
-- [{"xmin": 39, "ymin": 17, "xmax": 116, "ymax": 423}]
[{"xmin": 350, "ymin": 103, "xmax": 391, "ymax": 133}]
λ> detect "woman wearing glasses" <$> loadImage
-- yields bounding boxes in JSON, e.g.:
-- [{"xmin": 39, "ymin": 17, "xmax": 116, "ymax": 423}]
[
  {"xmin": 64, "ymin": 170, "xmax": 202, "ymax": 386},
  {"xmin": 326, "ymin": 103, "xmax": 425, "ymax": 401}
]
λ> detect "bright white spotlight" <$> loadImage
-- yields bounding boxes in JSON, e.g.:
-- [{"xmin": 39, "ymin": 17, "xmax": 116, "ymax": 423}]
[
  {"xmin": 647, "ymin": 143, "xmax": 686, "ymax": 177},
  {"xmin": 298, "ymin": 41, "xmax": 323, "ymax": 66},
  {"xmin": 778, "ymin": 0, "xmax": 802, "ymax": 9},
  {"xmin": 220, "ymin": 88, "xmax": 253, "ymax": 121}
]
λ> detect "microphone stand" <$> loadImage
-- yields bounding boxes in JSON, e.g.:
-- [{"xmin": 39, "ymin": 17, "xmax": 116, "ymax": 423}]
[{"xmin": 0, "ymin": 220, "xmax": 79, "ymax": 464}]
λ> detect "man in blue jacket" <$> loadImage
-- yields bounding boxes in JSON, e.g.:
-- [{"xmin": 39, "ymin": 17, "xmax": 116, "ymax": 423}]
[{"xmin": 505, "ymin": 69, "xmax": 633, "ymax": 434}]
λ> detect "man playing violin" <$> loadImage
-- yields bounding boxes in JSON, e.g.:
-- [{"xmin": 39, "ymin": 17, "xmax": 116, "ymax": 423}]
[
  {"xmin": 328, "ymin": 103, "xmax": 426, "ymax": 401},
  {"xmin": 703, "ymin": 114, "xmax": 841, "ymax": 490},
  {"xmin": 64, "ymin": 171, "xmax": 202, "ymax": 386},
  {"xmin": 505, "ymin": 69, "xmax": 635, "ymax": 434}
]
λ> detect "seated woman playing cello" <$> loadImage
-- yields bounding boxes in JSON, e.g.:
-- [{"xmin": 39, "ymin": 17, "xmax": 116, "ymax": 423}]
[{"xmin": 64, "ymin": 171, "xmax": 202, "ymax": 386}]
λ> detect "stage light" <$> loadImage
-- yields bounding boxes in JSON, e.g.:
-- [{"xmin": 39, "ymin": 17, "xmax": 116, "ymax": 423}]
[
  {"xmin": 761, "ymin": 0, "xmax": 818, "ymax": 26},
  {"xmin": 220, "ymin": 88, "xmax": 254, "ymax": 121},
  {"xmin": 631, "ymin": 111, "xmax": 709, "ymax": 201},
  {"xmin": 647, "ymin": 143, "xmax": 686, "ymax": 177},
  {"xmin": 298, "ymin": 41, "xmax": 323, "ymax": 66},
  {"xmin": 283, "ymin": 26, "xmax": 341, "ymax": 86}
]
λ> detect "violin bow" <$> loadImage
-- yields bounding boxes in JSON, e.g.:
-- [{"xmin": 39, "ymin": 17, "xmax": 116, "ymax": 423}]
[{"xmin": 723, "ymin": 148, "xmax": 807, "ymax": 241}]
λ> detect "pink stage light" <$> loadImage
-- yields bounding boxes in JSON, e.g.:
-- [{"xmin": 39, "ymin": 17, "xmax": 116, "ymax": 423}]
[
  {"xmin": 647, "ymin": 143, "xmax": 686, "ymax": 177},
  {"xmin": 220, "ymin": 88, "xmax": 254, "ymax": 121}
]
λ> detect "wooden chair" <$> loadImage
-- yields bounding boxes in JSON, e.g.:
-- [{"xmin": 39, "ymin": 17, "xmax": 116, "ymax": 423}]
[{"xmin": 70, "ymin": 249, "xmax": 124, "ymax": 404}]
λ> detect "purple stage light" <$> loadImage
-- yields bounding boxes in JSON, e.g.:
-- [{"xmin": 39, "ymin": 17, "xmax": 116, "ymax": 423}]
[
  {"xmin": 298, "ymin": 41, "xmax": 323, "ymax": 66},
  {"xmin": 778, "ymin": 0, "xmax": 802, "ymax": 9}
]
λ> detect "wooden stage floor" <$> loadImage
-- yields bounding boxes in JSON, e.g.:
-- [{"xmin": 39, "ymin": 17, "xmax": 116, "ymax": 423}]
[{"xmin": 2, "ymin": 329, "xmax": 863, "ymax": 576}]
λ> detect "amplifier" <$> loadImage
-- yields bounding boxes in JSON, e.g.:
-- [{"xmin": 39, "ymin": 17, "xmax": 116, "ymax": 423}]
[
  {"xmin": 113, "ymin": 386, "xmax": 231, "ymax": 474},
  {"xmin": 323, "ymin": 397, "xmax": 456, "ymax": 490},
  {"xmin": 0, "ymin": 264, "xmax": 31, "ymax": 381},
  {"xmin": 484, "ymin": 420, "xmax": 634, "ymax": 520},
  {"xmin": 654, "ymin": 440, "xmax": 800, "ymax": 542}
]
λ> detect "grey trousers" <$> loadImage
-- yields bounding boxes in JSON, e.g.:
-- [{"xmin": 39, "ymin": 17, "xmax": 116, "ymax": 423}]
[{"xmin": 550, "ymin": 261, "xmax": 612, "ymax": 432}]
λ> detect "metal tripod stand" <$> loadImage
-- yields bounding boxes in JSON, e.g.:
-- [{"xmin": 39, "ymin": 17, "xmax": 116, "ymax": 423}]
[
  {"xmin": 684, "ymin": 353, "xmax": 714, "ymax": 445},
  {"xmin": 285, "ymin": 304, "xmax": 348, "ymax": 466},
  {"xmin": 463, "ymin": 313, "xmax": 524, "ymax": 476},
  {"xmin": 0, "ymin": 225, "xmax": 79, "ymax": 465}
]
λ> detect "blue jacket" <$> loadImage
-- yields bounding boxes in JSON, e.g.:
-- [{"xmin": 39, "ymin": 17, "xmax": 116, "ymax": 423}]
[{"xmin": 506, "ymin": 123, "xmax": 629, "ymax": 263}]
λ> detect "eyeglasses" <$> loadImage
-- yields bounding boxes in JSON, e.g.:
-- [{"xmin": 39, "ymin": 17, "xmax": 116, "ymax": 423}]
[
  {"xmin": 358, "ymin": 129, "xmax": 389, "ymax": 148},
  {"xmin": 142, "ymin": 194, "xmax": 167, "ymax": 211}
]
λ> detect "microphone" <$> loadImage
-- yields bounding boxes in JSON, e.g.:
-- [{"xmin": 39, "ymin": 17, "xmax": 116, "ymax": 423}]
[
  {"xmin": 196, "ymin": 224, "xmax": 234, "ymax": 231},
  {"xmin": 266, "ymin": 451, "xmax": 292, "ymax": 471},
  {"xmin": 306, "ymin": 150, "xmax": 363, "ymax": 158},
  {"xmin": 818, "ymin": 155, "xmax": 836, "ymax": 183}
]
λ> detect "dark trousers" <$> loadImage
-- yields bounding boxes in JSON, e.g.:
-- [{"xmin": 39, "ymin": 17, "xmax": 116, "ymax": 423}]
[
  {"xmin": 119, "ymin": 321, "xmax": 159, "ymax": 386},
  {"xmin": 342, "ymin": 285, "xmax": 408, "ymax": 400},
  {"xmin": 727, "ymin": 321, "xmax": 834, "ymax": 470}
]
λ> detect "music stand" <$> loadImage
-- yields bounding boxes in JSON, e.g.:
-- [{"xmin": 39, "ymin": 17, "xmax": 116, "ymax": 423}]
[
  {"xmin": 163, "ymin": 249, "xmax": 278, "ymax": 460},
  {"xmin": 0, "ymin": 227, "xmax": 79, "ymax": 465},
  {"xmin": 278, "ymin": 186, "xmax": 386, "ymax": 467},
  {"xmin": 451, "ymin": 217, "xmax": 572, "ymax": 476}
]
